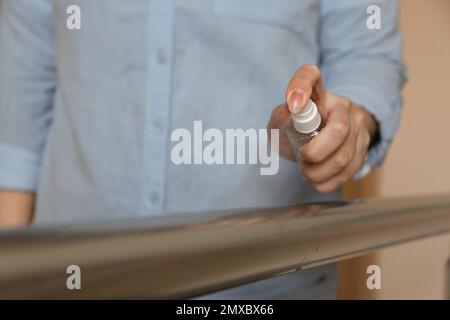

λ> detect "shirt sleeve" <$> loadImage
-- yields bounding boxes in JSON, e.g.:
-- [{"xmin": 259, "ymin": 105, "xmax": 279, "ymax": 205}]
[
  {"xmin": 0, "ymin": 0, "xmax": 56, "ymax": 191},
  {"xmin": 319, "ymin": 0, "xmax": 407, "ymax": 179}
]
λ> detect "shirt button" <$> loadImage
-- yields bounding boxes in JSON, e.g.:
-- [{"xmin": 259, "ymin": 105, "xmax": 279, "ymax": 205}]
[
  {"xmin": 156, "ymin": 48, "xmax": 167, "ymax": 65},
  {"xmin": 149, "ymin": 191, "xmax": 160, "ymax": 205},
  {"xmin": 150, "ymin": 120, "xmax": 163, "ymax": 135}
]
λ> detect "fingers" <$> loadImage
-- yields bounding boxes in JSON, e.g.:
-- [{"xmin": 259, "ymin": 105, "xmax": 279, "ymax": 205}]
[
  {"xmin": 267, "ymin": 103, "xmax": 291, "ymax": 131},
  {"xmin": 301, "ymin": 124, "xmax": 357, "ymax": 183},
  {"xmin": 300, "ymin": 103, "xmax": 351, "ymax": 163},
  {"xmin": 285, "ymin": 64, "xmax": 325, "ymax": 113},
  {"xmin": 267, "ymin": 103, "xmax": 297, "ymax": 161},
  {"xmin": 299, "ymin": 96, "xmax": 373, "ymax": 193},
  {"xmin": 307, "ymin": 131, "xmax": 370, "ymax": 193}
]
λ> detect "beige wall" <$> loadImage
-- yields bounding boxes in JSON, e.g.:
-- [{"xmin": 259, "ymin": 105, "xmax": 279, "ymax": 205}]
[{"xmin": 341, "ymin": 0, "xmax": 450, "ymax": 299}]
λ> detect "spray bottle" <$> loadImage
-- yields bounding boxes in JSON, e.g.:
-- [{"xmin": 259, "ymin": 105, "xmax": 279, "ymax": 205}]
[{"xmin": 286, "ymin": 99, "xmax": 322, "ymax": 161}]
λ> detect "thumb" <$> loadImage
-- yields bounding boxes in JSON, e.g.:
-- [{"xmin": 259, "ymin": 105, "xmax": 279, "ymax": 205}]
[{"xmin": 285, "ymin": 64, "xmax": 325, "ymax": 113}]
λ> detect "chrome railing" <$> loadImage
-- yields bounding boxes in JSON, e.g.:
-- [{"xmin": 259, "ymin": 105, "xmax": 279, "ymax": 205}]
[{"xmin": 1, "ymin": 194, "xmax": 450, "ymax": 299}]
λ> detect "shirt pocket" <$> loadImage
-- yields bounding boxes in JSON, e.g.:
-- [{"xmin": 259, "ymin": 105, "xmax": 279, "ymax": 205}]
[{"xmin": 212, "ymin": 0, "xmax": 317, "ymax": 36}]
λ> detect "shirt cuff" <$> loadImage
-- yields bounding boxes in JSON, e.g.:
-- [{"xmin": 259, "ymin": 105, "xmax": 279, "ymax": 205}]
[
  {"xmin": 327, "ymin": 85, "xmax": 403, "ymax": 180},
  {"xmin": 0, "ymin": 143, "xmax": 40, "ymax": 191}
]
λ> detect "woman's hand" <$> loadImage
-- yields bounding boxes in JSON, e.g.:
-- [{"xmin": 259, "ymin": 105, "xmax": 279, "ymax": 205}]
[{"xmin": 268, "ymin": 64, "xmax": 378, "ymax": 192}]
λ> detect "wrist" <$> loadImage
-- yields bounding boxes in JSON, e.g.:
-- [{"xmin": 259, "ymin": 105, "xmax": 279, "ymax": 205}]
[
  {"xmin": 0, "ymin": 190, "xmax": 35, "ymax": 228},
  {"xmin": 357, "ymin": 104, "xmax": 380, "ymax": 148}
]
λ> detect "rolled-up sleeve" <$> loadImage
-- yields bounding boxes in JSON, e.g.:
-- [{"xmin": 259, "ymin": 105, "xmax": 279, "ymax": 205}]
[
  {"xmin": 0, "ymin": 0, "xmax": 56, "ymax": 191},
  {"xmin": 319, "ymin": 0, "xmax": 407, "ymax": 179}
]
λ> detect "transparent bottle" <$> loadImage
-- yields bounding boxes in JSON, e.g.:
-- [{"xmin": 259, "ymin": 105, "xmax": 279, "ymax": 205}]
[{"xmin": 286, "ymin": 99, "xmax": 322, "ymax": 162}]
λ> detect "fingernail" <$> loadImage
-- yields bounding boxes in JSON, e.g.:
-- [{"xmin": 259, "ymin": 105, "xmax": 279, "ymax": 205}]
[{"xmin": 288, "ymin": 89, "xmax": 304, "ymax": 114}]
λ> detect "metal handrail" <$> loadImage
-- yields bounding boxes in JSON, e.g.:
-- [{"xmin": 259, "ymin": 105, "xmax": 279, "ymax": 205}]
[{"xmin": 1, "ymin": 194, "xmax": 450, "ymax": 299}]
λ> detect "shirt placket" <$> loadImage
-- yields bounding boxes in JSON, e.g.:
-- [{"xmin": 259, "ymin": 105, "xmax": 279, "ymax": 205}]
[{"xmin": 143, "ymin": 0, "xmax": 174, "ymax": 215}]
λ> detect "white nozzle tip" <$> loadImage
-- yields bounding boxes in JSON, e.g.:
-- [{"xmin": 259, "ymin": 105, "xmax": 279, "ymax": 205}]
[{"xmin": 290, "ymin": 99, "xmax": 321, "ymax": 133}]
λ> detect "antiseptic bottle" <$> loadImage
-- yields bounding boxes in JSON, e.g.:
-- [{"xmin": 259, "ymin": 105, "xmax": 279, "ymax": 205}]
[{"xmin": 286, "ymin": 99, "xmax": 322, "ymax": 162}]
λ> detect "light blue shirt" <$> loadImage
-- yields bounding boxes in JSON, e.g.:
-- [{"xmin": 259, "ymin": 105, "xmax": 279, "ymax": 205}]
[{"xmin": 0, "ymin": 0, "xmax": 406, "ymax": 299}]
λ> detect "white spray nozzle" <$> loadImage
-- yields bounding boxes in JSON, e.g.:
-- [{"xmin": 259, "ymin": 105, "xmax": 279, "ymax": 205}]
[{"xmin": 290, "ymin": 99, "xmax": 321, "ymax": 134}]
